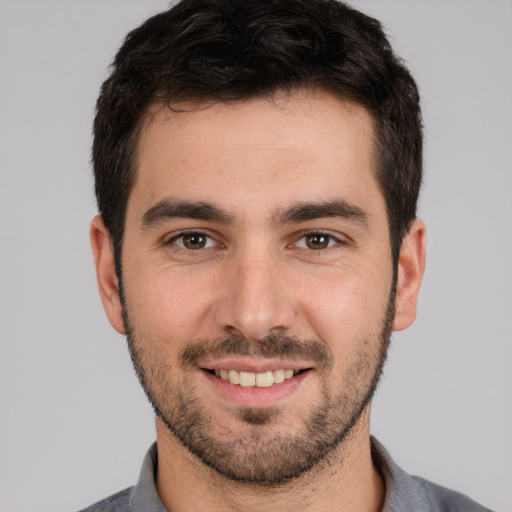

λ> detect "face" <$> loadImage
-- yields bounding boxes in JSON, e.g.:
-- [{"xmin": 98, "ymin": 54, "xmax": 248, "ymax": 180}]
[{"xmin": 92, "ymin": 90, "xmax": 424, "ymax": 484}]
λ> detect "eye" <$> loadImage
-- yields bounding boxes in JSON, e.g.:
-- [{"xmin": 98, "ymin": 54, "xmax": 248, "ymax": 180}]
[
  {"xmin": 295, "ymin": 232, "xmax": 340, "ymax": 250},
  {"xmin": 168, "ymin": 231, "xmax": 216, "ymax": 250}
]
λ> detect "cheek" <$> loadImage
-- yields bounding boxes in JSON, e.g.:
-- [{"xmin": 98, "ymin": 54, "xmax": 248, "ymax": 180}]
[
  {"xmin": 123, "ymin": 261, "xmax": 218, "ymax": 343},
  {"xmin": 296, "ymin": 263, "xmax": 392, "ymax": 346}
]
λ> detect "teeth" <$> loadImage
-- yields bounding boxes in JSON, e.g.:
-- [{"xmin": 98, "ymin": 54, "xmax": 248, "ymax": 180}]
[
  {"xmin": 255, "ymin": 371, "xmax": 273, "ymax": 387},
  {"xmin": 216, "ymin": 368, "xmax": 300, "ymax": 387},
  {"xmin": 228, "ymin": 369, "xmax": 240, "ymax": 385},
  {"xmin": 239, "ymin": 371, "xmax": 256, "ymax": 387},
  {"xmin": 273, "ymin": 369, "xmax": 285, "ymax": 383}
]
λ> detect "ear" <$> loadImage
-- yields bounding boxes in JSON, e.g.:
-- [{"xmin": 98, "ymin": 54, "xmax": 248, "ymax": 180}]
[
  {"xmin": 90, "ymin": 216, "xmax": 126, "ymax": 334},
  {"xmin": 392, "ymin": 218, "xmax": 426, "ymax": 331}
]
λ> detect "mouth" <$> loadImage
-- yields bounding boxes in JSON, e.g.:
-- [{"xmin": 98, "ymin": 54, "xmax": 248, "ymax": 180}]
[
  {"xmin": 207, "ymin": 368, "xmax": 306, "ymax": 387},
  {"xmin": 201, "ymin": 364, "xmax": 312, "ymax": 406}
]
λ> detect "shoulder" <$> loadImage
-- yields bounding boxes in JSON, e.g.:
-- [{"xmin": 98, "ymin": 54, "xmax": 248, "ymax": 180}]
[
  {"xmin": 78, "ymin": 487, "xmax": 133, "ymax": 512},
  {"xmin": 408, "ymin": 475, "xmax": 493, "ymax": 512},
  {"xmin": 371, "ymin": 438, "xmax": 493, "ymax": 512},
  {"xmin": 78, "ymin": 443, "xmax": 166, "ymax": 512}
]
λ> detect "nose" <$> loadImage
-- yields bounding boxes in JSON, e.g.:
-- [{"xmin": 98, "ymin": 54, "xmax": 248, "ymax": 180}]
[{"xmin": 213, "ymin": 250, "xmax": 296, "ymax": 341}]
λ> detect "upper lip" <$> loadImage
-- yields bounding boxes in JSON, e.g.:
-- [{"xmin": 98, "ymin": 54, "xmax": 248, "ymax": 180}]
[{"xmin": 201, "ymin": 357, "xmax": 313, "ymax": 373}]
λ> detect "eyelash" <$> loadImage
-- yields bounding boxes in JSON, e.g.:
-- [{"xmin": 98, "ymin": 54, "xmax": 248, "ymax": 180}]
[
  {"xmin": 165, "ymin": 231, "xmax": 218, "ymax": 251},
  {"xmin": 164, "ymin": 230, "xmax": 345, "ymax": 253},
  {"xmin": 292, "ymin": 231, "xmax": 344, "ymax": 251}
]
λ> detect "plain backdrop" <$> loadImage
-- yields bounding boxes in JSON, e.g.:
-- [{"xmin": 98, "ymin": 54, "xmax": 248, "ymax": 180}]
[{"xmin": 0, "ymin": 1, "xmax": 511, "ymax": 511}]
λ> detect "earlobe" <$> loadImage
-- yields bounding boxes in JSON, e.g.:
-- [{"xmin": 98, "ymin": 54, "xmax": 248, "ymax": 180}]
[
  {"xmin": 90, "ymin": 216, "xmax": 126, "ymax": 334},
  {"xmin": 392, "ymin": 218, "xmax": 426, "ymax": 332}
]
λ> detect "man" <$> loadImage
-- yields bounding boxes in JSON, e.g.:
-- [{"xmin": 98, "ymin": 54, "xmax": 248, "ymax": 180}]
[{"xmin": 85, "ymin": 0, "xmax": 491, "ymax": 510}]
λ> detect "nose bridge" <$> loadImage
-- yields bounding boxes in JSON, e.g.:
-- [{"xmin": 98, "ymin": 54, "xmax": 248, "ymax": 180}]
[{"xmin": 215, "ymin": 243, "xmax": 296, "ymax": 340}]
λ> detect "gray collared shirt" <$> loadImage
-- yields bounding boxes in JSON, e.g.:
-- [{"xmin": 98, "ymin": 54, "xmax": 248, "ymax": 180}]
[{"xmin": 80, "ymin": 438, "xmax": 492, "ymax": 511}]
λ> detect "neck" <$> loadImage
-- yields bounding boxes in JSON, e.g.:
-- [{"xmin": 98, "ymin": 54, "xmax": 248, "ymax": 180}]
[{"xmin": 155, "ymin": 409, "xmax": 385, "ymax": 512}]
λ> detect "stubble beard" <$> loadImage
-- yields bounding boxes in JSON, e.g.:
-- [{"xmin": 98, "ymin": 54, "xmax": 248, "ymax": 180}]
[{"xmin": 121, "ymin": 288, "xmax": 394, "ymax": 485}]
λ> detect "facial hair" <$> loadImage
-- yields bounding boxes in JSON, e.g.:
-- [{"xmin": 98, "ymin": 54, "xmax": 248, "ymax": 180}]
[{"xmin": 121, "ymin": 286, "xmax": 394, "ymax": 485}]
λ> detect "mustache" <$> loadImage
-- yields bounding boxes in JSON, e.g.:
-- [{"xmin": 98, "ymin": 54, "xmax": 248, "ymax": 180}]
[{"xmin": 180, "ymin": 332, "xmax": 333, "ymax": 370}]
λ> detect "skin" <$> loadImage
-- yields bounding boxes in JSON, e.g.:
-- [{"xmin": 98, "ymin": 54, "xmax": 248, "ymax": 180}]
[{"xmin": 91, "ymin": 90, "xmax": 426, "ymax": 512}]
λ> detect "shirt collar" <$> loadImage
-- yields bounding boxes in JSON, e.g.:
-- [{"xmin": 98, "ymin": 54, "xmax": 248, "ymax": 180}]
[
  {"xmin": 129, "ymin": 438, "xmax": 423, "ymax": 511},
  {"xmin": 130, "ymin": 443, "xmax": 167, "ymax": 512}
]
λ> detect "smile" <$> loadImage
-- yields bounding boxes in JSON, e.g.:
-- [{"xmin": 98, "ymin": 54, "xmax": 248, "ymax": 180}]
[{"xmin": 213, "ymin": 369, "xmax": 302, "ymax": 387}]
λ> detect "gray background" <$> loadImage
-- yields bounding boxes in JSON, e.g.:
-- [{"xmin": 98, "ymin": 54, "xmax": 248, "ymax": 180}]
[{"xmin": 0, "ymin": 1, "xmax": 511, "ymax": 511}]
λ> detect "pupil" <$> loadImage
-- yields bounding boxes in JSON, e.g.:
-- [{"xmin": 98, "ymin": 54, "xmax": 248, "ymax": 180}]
[
  {"xmin": 307, "ymin": 234, "xmax": 328, "ymax": 249},
  {"xmin": 184, "ymin": 233, "xmax": 205, "ymax": 249}
]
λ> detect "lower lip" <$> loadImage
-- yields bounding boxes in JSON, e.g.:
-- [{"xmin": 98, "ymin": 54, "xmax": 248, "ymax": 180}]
[{"xmin": 202, "ymin": 369, "xmax": 311, "ymax": 407}]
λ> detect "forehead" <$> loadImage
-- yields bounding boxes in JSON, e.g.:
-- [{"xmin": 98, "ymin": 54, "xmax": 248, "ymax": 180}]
[{"xmin": 130, "ymin": 90, "xmax": 381, "ymax": 220}]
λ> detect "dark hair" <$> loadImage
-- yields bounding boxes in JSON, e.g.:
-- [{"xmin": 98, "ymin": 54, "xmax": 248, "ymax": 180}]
[{"xmin": 93, "ymin": 0, "xmax": 422, "ymax": 271}]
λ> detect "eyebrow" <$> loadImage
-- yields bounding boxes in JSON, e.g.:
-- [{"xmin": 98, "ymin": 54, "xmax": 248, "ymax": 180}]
[
  {"xmin": 272, "ymin": 199, "xmax": 369, "ymax": 227},
  {"xmin": 140, "ymin": 198, "xmax": 233, "ymax": 229},
  {"xmin": 140, "ymin": 197, "xmax": 369, "ymax": 230}
]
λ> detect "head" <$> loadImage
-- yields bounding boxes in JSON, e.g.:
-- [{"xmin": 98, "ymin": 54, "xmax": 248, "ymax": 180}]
[
  {"xmin": 90, "ymin": 0, "xmax": 426, "ymax": 485},
  {"xmin": 93, "ymin": 0, "xmax": 422, "ymax": 277}
]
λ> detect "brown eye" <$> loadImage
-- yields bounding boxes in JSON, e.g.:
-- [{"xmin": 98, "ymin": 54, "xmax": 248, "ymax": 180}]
[
  {"xmin": 167, "ymin": 231, "xmax": 215, "ymax": 251},
  {"xmin": 304, "ymin": 233, "xmax": 331, "ymax": 250},
  {"xmin": 182, "ymin": 233, "xmax": 208, "ymax": 250}
]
